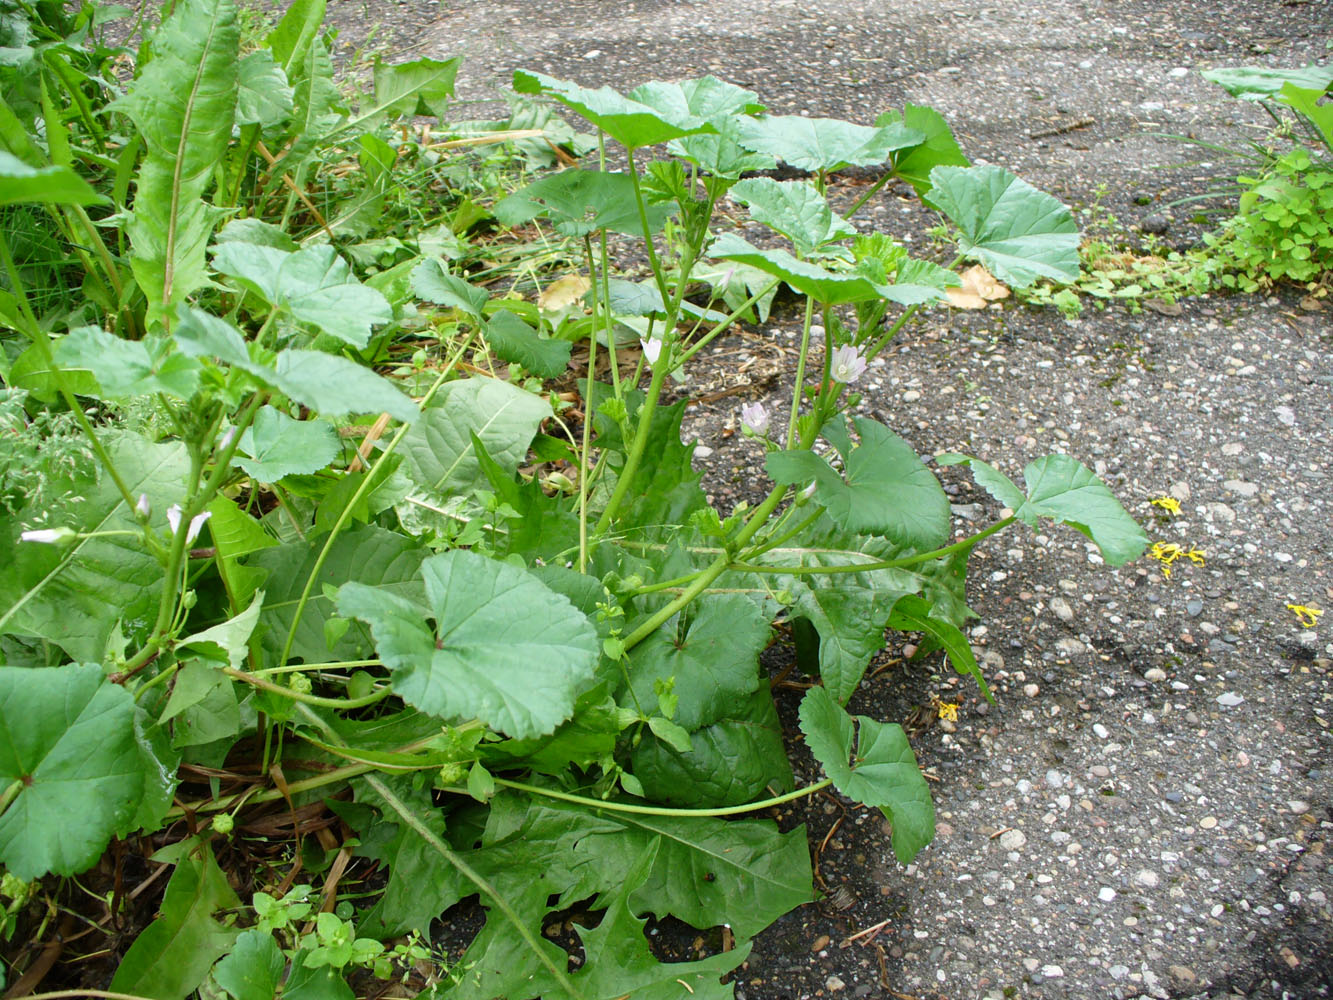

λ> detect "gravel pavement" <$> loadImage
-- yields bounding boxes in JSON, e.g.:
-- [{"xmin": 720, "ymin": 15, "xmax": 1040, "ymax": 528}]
[{"xmin": 324, "ymin": 2, "xmax": 1333, "ymax": 997}]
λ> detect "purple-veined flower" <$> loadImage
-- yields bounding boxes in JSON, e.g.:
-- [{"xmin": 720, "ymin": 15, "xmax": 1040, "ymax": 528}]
[
  {"xmin": 740, "ymin": 401, "xmax": 770, "ymax": 436},
  {"xmin": 830, "ymin": 345, "xmax": 867, "ymax": 384},
  {"xmin": 640, "ymin": 337, "xmax": 663, "ymax": 365}
]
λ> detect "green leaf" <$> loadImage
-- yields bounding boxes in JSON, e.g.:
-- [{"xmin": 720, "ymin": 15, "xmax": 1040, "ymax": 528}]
[
  {"xmin": 0, "ymin": 150, "xmax": 108, "ymax": 206},
  {"xmin": 214, "ymin": 217, "xmax": 299, "ymax": 252},
  {"xmin": 211, "ymin": 243, "xmax": 393, "ymax": 349},
  {"xmin": 730, "ymin": 177, "xmax": 856, "ymax": 256},
  {"xmin": 766, "ymin": 417, "xmax": 950, "ymax": 548},
  {"xmin": 758, "ymin": 525, "xmax": 921, "ymax": 703},
  {"xmin": 235, "ymin": 50, "xmax": 293, "ymax": 127},
  {"xmin": 338, "ymin": 551, "xmax": 599, "ymax": 739},
  {"xmin": 1201, "ymin": 64, "xmax": 1333, "ymax": 100},
  {"xmin": 495, "ymin": 169, "xmax": 677, "ymax": 238},
  {"xmin": 634, "ymin": 688, "xmax": 793, "ymax": 807},
  {"xmin": 710, "ymin": 231, "xmax": 922, "ymax": 305},
  {"xmin": 875, "ymin": 104, "xmax": 970, "ymax": 196},
  {"xmin": 366, "ymin": 55, "xmax": 460, "ymax": 121},
  {"xmin": 110, "ymin": 844, "xmax": 240, "ymax": 1000},
  {"xmin": 207, "ymin": 496, "xmax": 276, "ymax": 609},
  {"xmin": 234, "ymin": 406, "xmax": 340, "ymax": 481},
  {"xmin": 176, "ymin": 590, "xmax": 265, "ymax": 670},
  {"xmin": 213, "ymin": 928, "xmax": 285, "ymax": 1000},
  {"xmin": 669, "ymin": 116, "xmax": 778, "ymax": 179},
  {"xmin": 265, "ymin": 0, "xmax": 325, "ymax": 79},
  {"xmin": 250, "ymin": 526, "xmax": 426, "ymax": 665},
  {"xmin": 281, "ymin": 949, "xmax": 354, "ymax": 1000},
  {"xmin": 0, "ymin": 664, "xmax": 153, "ymax": 878},
  {"xmin": 624, "ymin": 594, "xmax": 769, "ymax": 731},
  {"xmin": 410, "ymin": 257, "xmax": 489, "ymax": 317},
  {"xmin": 400, "ymin": 377, "xmax": 548, "ymax": 497},
  {"xmin": 53, "ymin": 326, "xmax": 201, "ymax": 400},
  {"xmin": 513, "ymin": 70, "xmax": 712, "ymax": 148},
  {"xmin": 924, "ymin": 164, "xmax": 1080, "ymax": 287},
  {"xmin": 628, "ymin": 76, "xmax": 764, "ymax": 121},
  {"xmin": 798, "ymin": 686, "xmax": 934, "ymax": 864},
  {"xmin": 272, "ymin": 349, "xmax": 418, "ymax": 424},
  {"xmin": 593, "ymin": 396, "xmax": 707, "ymax": 526},
  {"xmin": 0, "ymin": 432, "xmax": 190, "ymax": 662},
  {"xmin": 536, "ymin": 840, "xmax": 750, "ymax": 1000},
  {"xmin": 887, "ymin": 593, "xmax": 990, "ymax": 699},
  {"xmin": 122, "ymin": 0, "xmax": 240, "ymax": 320},
  {"xmin": 940, "ymin": 453, "xmax": 1148, "ymax": 566},
  {"xmin": 1279, "ymin": 83, "xmax": 1333, "ymax": 151},
  {"xmin": 735, "ymin": 114, "xmax": 923, "ymax": 172},
  {"xmin": 485, "ymin": 309, "xmax": 572, "ymax": 377}
]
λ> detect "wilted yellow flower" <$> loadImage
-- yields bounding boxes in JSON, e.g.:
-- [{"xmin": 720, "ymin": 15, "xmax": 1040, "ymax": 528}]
[
  {"xmin": 1151, "ymin": 496, "xmax": 1182, "ymax": 515},
  {"xmin": 931, "ymin": 695, "xmax": 959, "ymax": 722},
  {"xmin": 1148, "ymin": 541, "xmax": 1205, "ymax": 579},
  {"xmin": 1286, "ymin": 604, "xmax": 1323, "ymax": 628}
]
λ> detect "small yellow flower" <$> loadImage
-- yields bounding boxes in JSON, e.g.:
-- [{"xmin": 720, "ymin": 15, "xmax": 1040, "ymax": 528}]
[
  {"xmin": 1286, "ymin": 604, "xmax": 1323, "ymax": 629},
  {"xmin": 1151, "ymin": 496, "xmax": 1182, "ymax": 515}
]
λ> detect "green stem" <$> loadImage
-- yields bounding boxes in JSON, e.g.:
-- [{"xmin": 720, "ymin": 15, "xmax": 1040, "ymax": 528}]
[
  {"xmin": 864, "ymin": 254, "xmax": 963, "ymax": 361},
  {"xmin": 785, "ymin": 296, "xmax": 817, "ymax": 448},
  {"xmin": 843, "ymin": 171, "xmax": 895, "ymax": 220},
  {"xmin": 493, "ymin": 776, "xmax": 832, "ymax": 818},
  {"xmin": 729, "ymin": 516, "xmax": 1017, "ymax": 576},
  {"xmin": 277, "ymin": 332, "xmax": 474, "ymax": 669},
  {"xmin": 256, "ymin": 659, "xmax": 382, "ymax": 675},
  {"xmin": 625, "ymin": 146, "xmax": 669, "ymax": 305},
  {"xmin": 742, "ymin": 507, "xmax": 824, "ymax": 561},
  {"xmin": 630, "ymin": 568, "xmax": 710, "ymax": 596},
  {"xmin": 163, "ymin": 760, "xmax": 384, "ymax": 820},
  {"xmin": 362, "ymin": 774, "xmax": 586, "ymax": 1000},
  {"xmin": 578, "ymin": 236, "xmax": 600, "ymax": 574},
  {"xmin": 597, "ymin": 228, "xmax": 622, "ymax": 400},
  {"xmin": 222, "ymin": 668, "xmax": 394, "ymax": 709},
  {"xmin": 671, "ymin": 277, "xmax": 782, "ymax": 369}
]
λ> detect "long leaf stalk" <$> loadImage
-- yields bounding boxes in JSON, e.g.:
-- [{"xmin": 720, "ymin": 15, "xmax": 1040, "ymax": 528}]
[
  {"xmin": 578, "ymin": 237, "xmax": 599, "ymax": 572},
  {"xmin": 729, "ymin": 515, "xmax": 1017, "ymax": 576},
  {"xmin": 491, "ymin": 776, "xmax": 833, "ymax": 819},
  {"xmin": 363, "ymin": 774, "xmax": 587, "ymax": 1000},
  {"xmin": 785, "ymin": 295, "xmax": 817, "ymax": 448},
  {"xmin": 669, "ymin": 277, "xmax": 781, "ymax": 369},
  {"xmin": 277, "ymin": 331, "xmax": 475, "ymax": 669},
  {"xmin": 222, "ymin": 668, "xmax": 394, "ymax": 710}
]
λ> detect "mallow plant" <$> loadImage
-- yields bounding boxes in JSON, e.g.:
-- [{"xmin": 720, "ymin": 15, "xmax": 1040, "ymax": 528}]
[{"xmin": 0, "ymin": 12, "xmax": 1148, "ymax": 996}]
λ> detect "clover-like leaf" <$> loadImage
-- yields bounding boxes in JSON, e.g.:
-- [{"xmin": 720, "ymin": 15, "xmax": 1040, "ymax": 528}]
[
  {"xmin": 767, "ymin": 417, "xmax": 950, "ymax": 549},
  {"xmin": 924, "ymin": 164, "xmax": 1079, "ymax": 287},
  {"xmin": 495, "ymin": 170, "xmax": 676, "ymax": 237},
  {"xmin": 211, "ymin": 243, "xmax": 393, "ymax": 348},
  {"xmin": 730, "ymin": 177, "xmax": 856, "ymax": 256},
  {"xmin": 338, "ymin": 551, "xmax": 599, "ymax": 739},
  {"xmin": 938, "ymin": 453, "xmax": 1148, "ymax": 566},
  {"xmin": 0, "ymin": 664, "xmax": 153, "ymax": 878},
  {"xmin": 233, "ymin": 406, "xmax": 340, "ymax": 482},
  {"xmin": 736, "ymin": 115, "xmax": 923, "ymax": 172},
  {"xmin": 798, "ymin": 685, "xmax": 934, "ymax": 863}
]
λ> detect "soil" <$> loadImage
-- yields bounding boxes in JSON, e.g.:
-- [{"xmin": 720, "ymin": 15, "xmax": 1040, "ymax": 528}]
[{"xmin": 298, "ymin": 1, "xmax": 1333, "ymax": 998}]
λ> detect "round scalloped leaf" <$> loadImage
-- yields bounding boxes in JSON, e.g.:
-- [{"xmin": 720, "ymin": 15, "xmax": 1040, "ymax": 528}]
[
  {"xmin": 924, "ymin": 164, "xmax": 1079, "ymax": 288},
  {"xmin": 338, "ymin": 551, "xmax": 599, "ymax": 739},
  {"xmin": 0, "ymin": 664, "xmax": 150, "ymax": 878}
]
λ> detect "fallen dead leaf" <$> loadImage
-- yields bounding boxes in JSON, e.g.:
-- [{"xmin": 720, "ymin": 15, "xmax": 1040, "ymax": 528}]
[
  {"xmin": 945, "ymin": 264, "xmax": 1010, "ymax": 309},
  {"xmin": 538, "ymin": 273, "xmax": 591, "ymax": 312},
  {"xmin": 1143, "ymin": 298, "xmax": 1184, "ymax": 316},
  {"xmin": 1298, "ymin": 295, "xmax": 1326, "ymax": 312}
]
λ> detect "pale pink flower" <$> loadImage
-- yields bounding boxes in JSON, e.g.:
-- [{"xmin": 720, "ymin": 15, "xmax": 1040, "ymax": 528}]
[
  {"xmin": 830, "ymin": 345, "xmax": 867, "ymax": 384},
  {"xmin": 20, "ymin": 527, "xmax": 76, "ymax": 544},
  {"xmin": 167, "ymin": 505, "xmax": 212, "ymax": 545},
  {"xmin": 740, "ymin": 401, "xmax": 770, "ymax": 436},
  {"xmin": 640, "ymin": 337, "xmax": 663, "ymax": 365}
]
